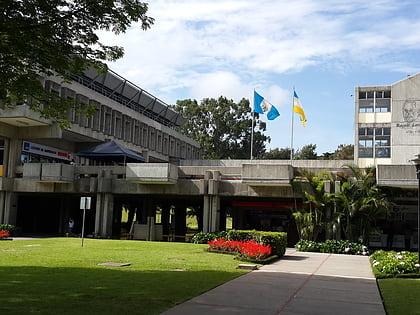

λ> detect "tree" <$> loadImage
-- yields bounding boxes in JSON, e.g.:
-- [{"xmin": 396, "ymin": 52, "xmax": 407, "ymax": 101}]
[
  {"xmin": 262, "ymin": 148, "xmax": 292, "ymax": 160},
  {"xmin": 294, "ymin": 144, "xmax": 318, "ymax": 160},
  {"xmin": 333, "ymin": 165, "xmax": 390, "ymax": 243},
  {"xmin": 319, "ymin": 144, "xmax": 354, "ymax": 160},
  {"xmin": 292, "ymin": 170, "xmax": 335, "ymax": 241},
  {"xmin": 0, "ymin": 0, "xmax": 154, "ymax": 127},
  {"xmin": 331, "ymin": 144, "xmax": 354, "ymax": 160},
  {"xmin": 173, "ymin": 97, "xmax": 269, "ymax": 159}
]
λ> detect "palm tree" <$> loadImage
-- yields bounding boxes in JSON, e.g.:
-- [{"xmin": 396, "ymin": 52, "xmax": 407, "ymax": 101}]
[
  {"xmin": 292, "ymin": 170, "xmax": 335, "ymax": 241},
  {"xmin": 333, "ymin": 165, "xmax": 390, "ymax": 243}
]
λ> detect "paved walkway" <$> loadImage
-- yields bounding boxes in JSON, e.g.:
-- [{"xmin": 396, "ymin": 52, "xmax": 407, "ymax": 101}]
[{"xmin": 162, "ymin": 249, "xmax": 385, "ymax": 315}]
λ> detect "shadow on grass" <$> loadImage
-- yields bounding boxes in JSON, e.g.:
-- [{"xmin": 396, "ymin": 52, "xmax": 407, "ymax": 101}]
[{"xmin": 0, "ymin": 266, "xmax": 241, "ymax": 315}]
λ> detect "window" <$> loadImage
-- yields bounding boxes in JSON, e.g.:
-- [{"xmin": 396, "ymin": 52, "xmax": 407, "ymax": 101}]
[
  {"xmin": 358, "ymin": 126, "xmax": 391, "ymax": 158},
  {"xmin": 358, "ymin": 90, "xmax": 391, "ymax": 113}
]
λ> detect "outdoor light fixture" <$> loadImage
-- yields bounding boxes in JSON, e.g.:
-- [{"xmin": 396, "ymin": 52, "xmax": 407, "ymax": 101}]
[{"xmin": 411, "ymin": 154, "xmax": 420, "ymax": 263}]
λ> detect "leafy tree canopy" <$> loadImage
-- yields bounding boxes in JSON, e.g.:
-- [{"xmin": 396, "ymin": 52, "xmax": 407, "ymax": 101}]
[
  {"xmin": 173, "ymin": 97, "xmax": 270, "ymax": 159},
  {"xmin": 294, "ymin": 144, "xmax": 318, "ymax": 160},
  {"xmin": 262, "ymin": 147, "xmax": 292, "ymax": 160},
  {"xmin": 0, "ymin": 0, "xmax": 154, "ymax": 127}
]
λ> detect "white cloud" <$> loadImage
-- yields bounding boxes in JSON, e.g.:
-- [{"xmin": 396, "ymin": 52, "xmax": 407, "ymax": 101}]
[
  {"xmin": 96, "ymin": 0, "xmax": 420, "ymax": 152},
  {"xmin": 99, "ymin": 0, "xmax": 420, "ymax": 99}
]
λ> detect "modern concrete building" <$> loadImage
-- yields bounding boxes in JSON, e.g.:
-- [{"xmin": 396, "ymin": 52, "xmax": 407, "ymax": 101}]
[
  {"xmin": 355, "ymin": 73, "xmax": 420, "ymax": 249},
  {"xmin": 0, "ymin": 69, "xmax": 419, "ymax": 249},
  {"xmin": 355, "ymin": 73, "xmax": 420, "ymax": 168}
]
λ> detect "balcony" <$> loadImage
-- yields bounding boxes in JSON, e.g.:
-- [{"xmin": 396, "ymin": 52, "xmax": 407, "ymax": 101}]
[
  {"xmin": 125, "ymin": 163, "xmax": 178, "ymax": 184},
  {"xmin": 23, "ymin": 163, "xmax": 75, "ymax": 183},
  {"xmin": 377, "ymin": 164, "xmax": 418, "ymax": 188},
  {"xmin": 241, "ymin": 164, "xmax": 293, "ymax": 186}
]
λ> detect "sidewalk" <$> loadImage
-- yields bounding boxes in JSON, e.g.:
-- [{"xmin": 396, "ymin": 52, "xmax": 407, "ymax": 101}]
[{"xmin": 161, "ymin": 249, "xmax": 385, "ymax": 315}]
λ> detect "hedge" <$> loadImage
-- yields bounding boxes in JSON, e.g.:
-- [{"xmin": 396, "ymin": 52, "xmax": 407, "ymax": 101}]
[{"xmin": 228, "ymin": 230, "xmax": 287, "ymax": 257}]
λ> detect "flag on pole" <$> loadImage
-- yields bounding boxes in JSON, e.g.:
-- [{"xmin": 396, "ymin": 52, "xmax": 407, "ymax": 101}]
[
  {"xmin": 293, "ymin": 91, "xmax": 307, "ymax": 127},
  {"xmin": 253, "ymin": 91, "xmax": 280, "ymax": 120}
]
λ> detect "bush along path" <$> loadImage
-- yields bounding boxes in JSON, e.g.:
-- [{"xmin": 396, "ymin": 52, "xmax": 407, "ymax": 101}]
[
  {"xmin": 370, "ymin": 250, "xmax": 420, "ymax": 278},
  {"xmin": 295, "ymin": 239, "xmax": 369, "ymax": 255}
]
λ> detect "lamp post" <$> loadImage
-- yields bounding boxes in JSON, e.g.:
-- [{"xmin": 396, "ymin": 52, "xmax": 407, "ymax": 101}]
[{"xmin": 412, "ymin": 154, "xmax": 420, "ymax": 263}]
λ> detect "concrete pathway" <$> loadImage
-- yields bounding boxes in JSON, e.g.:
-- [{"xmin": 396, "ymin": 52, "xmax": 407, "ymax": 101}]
[{"xmin": 161, "ymin": 249, "xmax": 385, "ymax": 315}]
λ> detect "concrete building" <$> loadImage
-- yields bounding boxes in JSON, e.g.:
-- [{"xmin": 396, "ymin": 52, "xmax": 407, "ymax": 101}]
[
  {"xmin": 355, "ymin": 73, "xmax": 420, "ymax": 168},
  {"xmin": 0, "ymin": 69, "xmax": 419, "ymax": 249},
  {"xmin": 355, "ymin": 73, "xmax": 420, "ymax": 249}
]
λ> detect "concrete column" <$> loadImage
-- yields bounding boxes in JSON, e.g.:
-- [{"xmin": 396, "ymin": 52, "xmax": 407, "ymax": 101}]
[
  {"xmin": 5, "ymin": 138, "xmax": 22, "ymax": 177},
  {"xmin": 0, "ymin": 192, "xmax": 18, "ymax": 225},
  {"xmin": 174, "ymin": 205, "xmax": 186, "ymax": 238},
  {"xmin": 203, "ymin": 195, "xmax": 220, "ymax": 232},
  {"xmin": 94, "ymin": 193, "xmax": 114, "ymax": 238},
  {"xmin": 0, "ymin": 138, "xmax": 21, "ymax": 225}
]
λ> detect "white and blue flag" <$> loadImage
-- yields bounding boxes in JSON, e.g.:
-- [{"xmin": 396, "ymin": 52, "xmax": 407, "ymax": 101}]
[{"xmin": 253, "ymin": 91, "xmax": 280, "ymax": 120}]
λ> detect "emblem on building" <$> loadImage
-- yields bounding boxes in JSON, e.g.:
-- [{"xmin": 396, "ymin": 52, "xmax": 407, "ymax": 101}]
[{"xmin": 402, "ymin": 99, "xmax": 420, "ymax": 122}]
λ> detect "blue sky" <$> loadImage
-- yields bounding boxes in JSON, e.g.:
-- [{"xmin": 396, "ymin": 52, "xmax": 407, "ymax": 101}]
[{"xmin": 99, "ymin": 0, "xmax": 420, "ymax": 154}]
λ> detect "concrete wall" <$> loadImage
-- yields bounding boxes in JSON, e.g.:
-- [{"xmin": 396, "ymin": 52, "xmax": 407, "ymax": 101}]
[{"xmin": 391, "ymin": 74, "xmax": 420, "ymax": 164}]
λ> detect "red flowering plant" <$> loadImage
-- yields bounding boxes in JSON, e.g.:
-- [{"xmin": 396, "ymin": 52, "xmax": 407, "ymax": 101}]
[
  {"xmin": 0, "ymin": 230, "xmax": 11, "ymax": 239},
  {"xmin": 238, "ymin": 240, "xmax": 272, "ymax": 260},
  {"xmin": 208, "ymin": 238, "xmax": 272, "ymax": 261},
  {"xmin": 208, "ymin": 238, "xmax": 243, "ymax": 253}
]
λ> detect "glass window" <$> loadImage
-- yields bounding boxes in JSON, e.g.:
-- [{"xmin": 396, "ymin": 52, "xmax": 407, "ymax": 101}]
[
  {"xmin": 359, "ymin": 91, "xmax": 367, "ymax": 99},
  {"xmin": 375, "ymin": 139, "xmax": 390, "ymax": 146},
  {"xmin": 384, "ymin": 90, "xmax": 391, "ymax": 98},
  {"xmin": 375, "ymin": 148, "xmax": 390, "ymax": 158},
  {"xmin": 359, "ymin": 147, "xmax": 373, "ymax": 158},
  {"xmin": 375, "ymin": 91, "xmax": 383, "ymax": 98},
  {"xmin": 367, "ymin": 91, "xmax": 374, "ymax": 99},
  {"xmin": 359, "ymin": 139, "xmax": 373, "ymax": 147}
]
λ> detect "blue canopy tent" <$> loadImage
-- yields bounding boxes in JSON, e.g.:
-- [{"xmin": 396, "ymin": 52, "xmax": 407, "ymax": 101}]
[{"xmin": 77, "ymin": 141, "xmax": 145, "ymax": 164}]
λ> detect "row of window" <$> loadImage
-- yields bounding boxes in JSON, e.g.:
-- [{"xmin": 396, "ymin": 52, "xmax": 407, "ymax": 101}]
[
  {"xmin": 359, "ymin": 90, "xmax": 391, "ymax": 99},
  {"xmin": 358, "ymin": 90, "xmax": 391, "ymax": 113},
  {"xmin": 358, "ymin": 127, "xmax": 391, "ymax": 158},
  {"xmin": 45, "ymin": 80, "xmax": 201, "ymax": 160}
]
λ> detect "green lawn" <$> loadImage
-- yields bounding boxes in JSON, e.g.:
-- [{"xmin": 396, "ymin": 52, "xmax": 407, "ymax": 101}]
[
  {"xmin": 378, "ymin": 278, "xmax": 420, "ymax": 315},
  {"xmin": 0, "ymin": 238, "xmax": 248, "ymax": 315}
]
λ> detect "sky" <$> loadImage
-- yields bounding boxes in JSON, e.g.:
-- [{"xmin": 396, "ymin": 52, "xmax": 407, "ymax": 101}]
[{"xmin": 98, "ymin": 0, "xmax": 420, "ymax": 155}]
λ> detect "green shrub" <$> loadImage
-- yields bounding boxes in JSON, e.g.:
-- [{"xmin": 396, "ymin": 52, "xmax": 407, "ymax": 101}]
[
  {"xmin": 191, "ymin": 231, "xmax": 228, "ymax": 244},
  {"xmin": 319, "ymin": 240, "xmax": 367, "ymax": 255},
  {"xmin": 370, "ymin": 250, "xmax": 420, "ymax": 278},
  {"xmin": 227, "ymin": 230, "xmax": 287, "ymax": 257},
  {"xmin": 295, "ymin": 240, "xmax": 320, "ymax": 252},
  {"xmin": 295, "ymin": 239, "xmax": 368, "ymax": 255},
  {"xmin": 227, "ymin": 230, "xmax": 256, "ymax": 242}
]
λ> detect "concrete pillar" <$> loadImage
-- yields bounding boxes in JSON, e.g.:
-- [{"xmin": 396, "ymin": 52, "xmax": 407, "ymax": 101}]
[
  {"xmin": 0, "ymin": 192, "xmax": 18, "ymax": 225},
  {"xmin": 174, "ymin": 205, "xmax": 186, "ymax": 238},
  {"xmin": 5, "ymin": 138, "xmax": 22, "ymax": 177},
  {"xmin": 203, "ymin": 195, "xmax": 220, "ymax": 232},
  {"xmin": 95, "ymin": 193, "xmax": 114, "ymax": 238},
  {"xmin": 161, "ymin": 203, "xmax": 170, "ymax": 235},
  {"xmin": 0, "ymin": 138, "xmax": 21, "ymax": 225}
]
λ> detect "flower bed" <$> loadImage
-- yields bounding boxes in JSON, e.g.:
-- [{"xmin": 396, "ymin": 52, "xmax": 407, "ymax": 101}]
[
  {"xmin": 208, "ymin": 238, "xmax": 276, "ymax": 264},
  {"xmin": 0, "ymin": 230, "xmax": 11, "ymax": 239},
  {"xmin": 370, "ymin": 250, "xmax": 420, "ymax": 278},
  {"xmin": 295, "ymin": 239, "xmax": 369, "ymax": 255}
]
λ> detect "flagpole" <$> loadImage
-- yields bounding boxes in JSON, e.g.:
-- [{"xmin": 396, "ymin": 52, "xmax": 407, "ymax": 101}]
[
  {"xmin": 290, "ymin": 87, "xmax": 295, "ymax": 160},
  {"xmin": 250, "ymin": 89, "xmax": 255, "ymax": 160}
]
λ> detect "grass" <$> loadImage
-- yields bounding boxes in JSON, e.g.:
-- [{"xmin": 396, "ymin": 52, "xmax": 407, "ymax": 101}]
[
  {"xmin": 0, "ymin": 238, "xmax": 249, "ymax": 315},
  {"xmin": 378, "ymin": 278, "xmax": 420, "ymax": 315}
]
